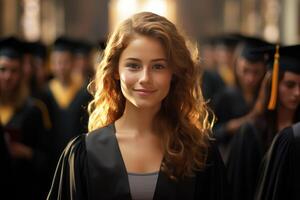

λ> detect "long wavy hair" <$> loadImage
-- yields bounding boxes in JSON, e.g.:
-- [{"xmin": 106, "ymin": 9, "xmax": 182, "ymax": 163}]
[{"xmin": 88, "ymin": 12, "xmax": 214, "ymax": 178}]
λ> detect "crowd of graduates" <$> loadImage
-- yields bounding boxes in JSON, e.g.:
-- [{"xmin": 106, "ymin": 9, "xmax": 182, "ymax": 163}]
[
  {"xmin": 0, "ymin": 32, "xmax": 299, "ymax": 200},
  {"xmin": 201, "ymin": 33, "xmax": 300, "ymax": 200},
  {"xmin": 0, "ymin": 36, "xmax": 98, "ymax": 199}
]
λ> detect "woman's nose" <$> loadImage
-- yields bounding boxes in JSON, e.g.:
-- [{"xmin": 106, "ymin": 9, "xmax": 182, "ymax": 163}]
[{"xmin": 139, "ymin": 67, "xmax": 151, "ymax": 83}]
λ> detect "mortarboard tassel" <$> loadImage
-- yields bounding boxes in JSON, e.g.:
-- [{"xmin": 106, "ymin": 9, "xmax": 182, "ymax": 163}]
[{"xmin": 268, "ymin": 44, "xmax": 280, "ymax": 110}]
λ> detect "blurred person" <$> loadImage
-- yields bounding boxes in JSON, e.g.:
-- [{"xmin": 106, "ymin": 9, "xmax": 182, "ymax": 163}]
[
  {"xmin": 200, "ymin": 36, "xmax": 225, "ymax": 106},
  {"xmin": 72, "ymin": 39, "xmax": 94, "ymax": 86},
  {"xmin": 213, "ymin": 34, "xmax": 241, "ymax": 87},
  {"xmin": 41, "ymin": 36, "xmax": 91, "ymax": 181},
  {"xmin": 251, "ymin": 44, "xmax": 300, "ymax": 150},
  {"xmin": 212, "ymin": 36, "xmax": 270, "ymax": 163},
  {"xmin": 30, "ymin": 41, "xmax": 50, "ymax": 97},
  {"xmin": 0, "ymin": 36, "xmax": 50, "ymax": 200},
  {"xmin": 228, "ymin": 44, "xmax": 300, "ymax": 200},
  {"xmin": 47, "ymin": 12, "xmax": 229, "ymax": 200}
]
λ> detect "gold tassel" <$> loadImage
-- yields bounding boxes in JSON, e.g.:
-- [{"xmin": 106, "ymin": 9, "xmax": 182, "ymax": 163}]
[{"xmin": 268, "ymin": 44, "xmax": 280, "ymax": 110}]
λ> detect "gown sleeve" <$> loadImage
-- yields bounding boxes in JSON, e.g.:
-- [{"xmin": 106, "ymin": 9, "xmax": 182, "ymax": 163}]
[{"xmin": 47, "ymin": 134, "xmax": 88, "ymax": 200}]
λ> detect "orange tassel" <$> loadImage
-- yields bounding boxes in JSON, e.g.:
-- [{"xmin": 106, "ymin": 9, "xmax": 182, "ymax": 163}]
[{"xmin": 268, "ymin": 45, "xmax": 280, "ymax": 110}]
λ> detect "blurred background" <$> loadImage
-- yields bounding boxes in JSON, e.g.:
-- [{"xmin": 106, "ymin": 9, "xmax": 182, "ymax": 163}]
[
  {"xmin": 0, "ymin": 0, "xmax": 299, "ymax": 45},
  {"xmin": 1, "ymin": 1, "xmax": 300, "ymax": 199}
]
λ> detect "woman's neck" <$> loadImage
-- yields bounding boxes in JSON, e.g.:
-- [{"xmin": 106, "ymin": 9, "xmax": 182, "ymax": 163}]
[
  {"xmin": 115, "ymin": 101, "xmax": 160, "ymax": 136},
  {"xmin": 277, "ymin": 106, "xmax": 295, "ymax": 132}
]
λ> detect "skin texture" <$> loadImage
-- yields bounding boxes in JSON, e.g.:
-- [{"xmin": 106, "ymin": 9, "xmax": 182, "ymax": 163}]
[
  {"xmin": 278, "ymin": 71, "xmax": 300, "ymax": 111},
  {"xmin": 51, "ymin": 51, "xmax": 73, "ymax": 85},
  {"xmin": 236, "ymin": 57, "xmax": 265, "ymax": 93},
  {"xmin": 118, "ymin": 35, "xmax": 172, "ymax": 110},
  {"xmin": 0, "ymin": 57, "xmax": 21, "ymax": 98}
]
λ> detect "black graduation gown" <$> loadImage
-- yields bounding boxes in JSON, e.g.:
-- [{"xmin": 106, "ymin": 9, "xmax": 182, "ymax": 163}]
[
  {"xmin": 226, "ymin": 123, "xmax": 264, "ymax": 200},
  {"xmin": 41, "ymin": 83, "xmax": 91, "ymax": 173},
  {"xmin": 212, "ymin": 86, "xmax": 252, "ymax": 142},
  {"xmin": 47, "ymin": 124, "xmax": 230, "ymax": 200},
  {"xmin": 212, "ymin": 86, "xmax": 252, "ymax": 164},
  {"xmin": 2, "ymin": 98, "xmax": 49, "ymax": 200},
  {"xmin": 255, "ymin": 122, "xmax": 300, "ymax": 200},
  {"xmin": 201, "ymin": 69, "xmax": 225, "ymax": 106},
  {"xmin": 0, "ymin": 124, "xmax": 12, "ymax": 198}
]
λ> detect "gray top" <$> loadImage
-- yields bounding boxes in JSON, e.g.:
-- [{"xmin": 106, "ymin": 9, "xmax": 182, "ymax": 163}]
[{"xmin": 128, "ymin": 171, "xmax": 159, "ymax": 200}]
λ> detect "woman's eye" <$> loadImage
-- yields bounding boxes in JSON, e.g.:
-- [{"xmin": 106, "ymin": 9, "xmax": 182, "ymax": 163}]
[
  {"xmin": 126, "ymin": 63, "xmax": 140, "ymax": 70},
  {"xmin": 152, "ymin": 63, "xmax": 166, "ymax": 70}
]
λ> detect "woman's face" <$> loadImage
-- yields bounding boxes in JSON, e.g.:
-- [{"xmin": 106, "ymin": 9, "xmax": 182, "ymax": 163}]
[
  {"xmin": 278, "ymin": 71, "xmax": 300, "ymax": 111},
  {"xmin": 118, "ymin": 35, "xmax": 172, "ymax": 110}
]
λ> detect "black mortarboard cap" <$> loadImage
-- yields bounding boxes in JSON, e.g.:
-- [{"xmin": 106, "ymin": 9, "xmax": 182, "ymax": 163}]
[
  {"xmin": 263, "ymin": 44, "xmax": 300, "ymax": 74},
  {"xmin": 256, "ymin": 44, "xmax": 300, "ymax": 110},
  {"xmin": 31, "ymin": 41, "xmax": 47, "ymax": 59},
  {"xmin": 0, "ymin": 36, "xmax": 23, "ymax": 59},
  {"xmin": 52, "ymin": 36, "xmax": 74, "ymax": 53},
  {"xmin": 73, "ymin": 40, "xmax": 93, "ymax": 56},
  {"xmin": 22, "ymin": 41, "xmax": 36, "ymax": 54},
  {"xmin": 239, "ymin": 36, "xmax": 274, "ymax": 62},
  {"xmin": 214, "ymin": 33, "xmax": 243, "ymax": 48}
]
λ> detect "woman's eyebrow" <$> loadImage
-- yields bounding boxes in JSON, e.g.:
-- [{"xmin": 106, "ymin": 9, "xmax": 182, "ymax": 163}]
[
  {"xmin": 151, "ymin": 58, "xmax": 167, "ymax": 62},
  {"xmin": 125, "ymin": 58, "xmax": 167, "ymax": 62},
  {"xmin": 125, "ymin": 57, "xmax": 140, "ymax": 61}
]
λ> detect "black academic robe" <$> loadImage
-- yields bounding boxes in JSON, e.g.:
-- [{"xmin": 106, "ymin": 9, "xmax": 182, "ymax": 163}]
[
  {"xmin": 41, "ymin": 83, "xmax": 91, "ymax": 174},
  {"xmin": 47, "ymin": 124, "xmax": 230, "ymax": 200},
  {"xmin": 201, "ymin": 69, "xmax": 225, "ymax": 106},
  {"xmin": 0, "ymin": 124, "xmax": 12, "ymax": 198},
  {"xmin": 226, "ymin": 123, "xmax": 264, "ymax": 200},
  {"xmin": 2, "ymin": 98, "xmax": 49, "ymax": 200},
  {"xmin": 212, "ymin": 86, "xmax": 252, "ymax": 142},
  {"xmin": 212, "ymin": 86, "xmax": 253, "ymax": 164},
  {"xmin": 255, "ymin": 122, "xmax": 300, "ymax": 200}
]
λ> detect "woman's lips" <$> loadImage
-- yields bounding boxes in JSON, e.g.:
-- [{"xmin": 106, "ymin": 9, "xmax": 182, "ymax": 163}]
[{"xmin": 134, "ymin": 89, "xmax": 156, "ymax": 96}]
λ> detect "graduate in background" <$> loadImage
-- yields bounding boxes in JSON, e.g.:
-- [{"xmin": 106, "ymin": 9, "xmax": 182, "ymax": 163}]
[
  {"xmin": 30, "ymin": 41, "xmax": 50, "ymax": 98},
  {"xmin": 0, "ymin": 36, "xmax": 50, "ymax": 200},
  {"xmin": 200, "ymin": 36, "xmax": 225, "ymax": 107},
  {"xmin": 47, "ymin": 12, "xmax": 229, "ymax": 200},
  {"xmin": 228, "ymin": 44, "xmax": 300, "ymax": 200},
  {"xmin": 72, "ymin": 39, "xmax": 95, "ymax": 86},
  {"xmin": 212, "ymin": 36, "xmax": 271, "ymax": 164},
  {"xmin": 252, "ymin": 44, "xmax": 300, "ymax": 200},
  {"xmin": 41, "ymin": 36, "xmax": 91, "ymax": 179}
]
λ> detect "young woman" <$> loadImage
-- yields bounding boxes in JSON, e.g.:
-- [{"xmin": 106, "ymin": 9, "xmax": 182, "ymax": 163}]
[{"xmin": 47, "ymin": 12, "xmax": 229, "ymax": 200}]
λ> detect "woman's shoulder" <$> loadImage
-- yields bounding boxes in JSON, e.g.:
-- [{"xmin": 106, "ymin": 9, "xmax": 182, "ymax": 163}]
[
  {"xmin": 85, "ymin": 124, "xmax": 116, "ymax": 146},
  {"xmin": 59, "ymin": 124, "xmax": 117, "ymax": 163}
]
